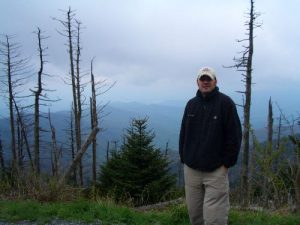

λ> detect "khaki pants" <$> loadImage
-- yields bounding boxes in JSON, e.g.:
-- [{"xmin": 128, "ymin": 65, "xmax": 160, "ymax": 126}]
[{"xmin": 184, "ymin": 164, "xmax": 230, "ymax": 225}]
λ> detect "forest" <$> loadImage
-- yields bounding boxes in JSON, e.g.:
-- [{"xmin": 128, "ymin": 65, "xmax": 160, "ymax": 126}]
[{"xmin": 0, "ymin": 0, "xmax": 299, "ymax": 221}]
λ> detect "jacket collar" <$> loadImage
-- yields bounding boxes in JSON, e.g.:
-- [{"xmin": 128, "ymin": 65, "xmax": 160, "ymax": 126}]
[{"xmin": 196, "ymin": 87, "xmax": 219, "ymax": 101}]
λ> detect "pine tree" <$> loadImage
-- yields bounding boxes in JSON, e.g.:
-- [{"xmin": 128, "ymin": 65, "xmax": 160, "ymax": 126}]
[{"xmin": 98, "ymin": 117, "xmax": 176, "ymax": 206}]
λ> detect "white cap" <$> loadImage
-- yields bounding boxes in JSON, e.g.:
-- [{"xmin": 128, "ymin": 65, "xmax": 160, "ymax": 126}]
[{"xmin": 197, "ymin": 67, "xmax": 216, "ymax": 80}]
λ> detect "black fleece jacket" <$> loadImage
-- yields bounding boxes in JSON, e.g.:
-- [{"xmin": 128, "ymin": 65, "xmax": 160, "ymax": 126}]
[{"xmin": 179, "ymin": 87, "xmax": 242, "ymax": 171}]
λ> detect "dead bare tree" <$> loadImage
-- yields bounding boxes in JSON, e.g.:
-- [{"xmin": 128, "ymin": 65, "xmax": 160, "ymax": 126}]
[
  {"xmin": 74, "ymin": 19, "xmax": 87, "ymax": 186},
  {"xmin": 32, "ymin": 28, "xmax": 47, "ymax": 174},
  {"xmin": 0, "ymin": 35, "xmax": 31, "ymax": 175},
  {"xmin": 90, "ymin": 59, "xmax": 98, "ymax": 184},
  {"xmin": 89, "ymin": 58, "xmax": 115, "ymax": 184},
  {"xmin": 27, "ymin": 28, "xmax": 59, "ymax": 175},
  {"xmin": 230, "ymin": 0, "xmax": 261, "ymax": 207},
  {"xmin": 54, "ymin": 8, "xmax": 85, "ymax": 185},
  {"xmin": 0, "ymin": 35, "xmax": 17, "ymax": 172},
  {"xmin": 54, "ymin": 8, "xmax": 115, "ymax": 186}
]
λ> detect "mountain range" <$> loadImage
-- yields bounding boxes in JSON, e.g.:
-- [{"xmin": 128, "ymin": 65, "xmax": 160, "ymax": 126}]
[{"xmin": 0, "ymin": 101, "xmax": 298, "ymax": 184}]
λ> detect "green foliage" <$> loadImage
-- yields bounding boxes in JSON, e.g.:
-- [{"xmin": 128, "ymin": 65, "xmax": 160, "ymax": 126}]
[
  {"xmin": 250, "ymin": 131, "xmax": 296, "ymax": 208},
  {"xmin": 97, "ymin": 117, "xmax": 176, "ymax": 206},
  {"xmin": 0, "ymin": 200, "xmax": 299, "ymax": 225},
  {"xmin": 0, "ymin": 199, "xmax": 189, "ymax": 224}
]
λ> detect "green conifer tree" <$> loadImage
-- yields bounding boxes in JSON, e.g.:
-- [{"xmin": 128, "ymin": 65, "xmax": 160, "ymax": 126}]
[{"xmin": 98, "ymin": 117, "xmax": 176, "ymax": 206}]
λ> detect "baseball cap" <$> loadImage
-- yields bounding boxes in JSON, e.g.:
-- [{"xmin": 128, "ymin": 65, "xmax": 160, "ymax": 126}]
[{"xmin": 197, "ymin": 67, "xmax": 216, "ymax": 80}]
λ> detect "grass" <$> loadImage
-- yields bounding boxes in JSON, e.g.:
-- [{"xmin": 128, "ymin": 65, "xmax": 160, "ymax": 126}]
[
  {"xmin": 0, "ymin": 199, "xmax": 299, "ymax": 225},
  {"xmin": 0, "ymin": 199, "xmax": 190, "ymax": 225},
  {"xmin": 229, "ymin": 210, "xmax": 300, "ymax": 225}
]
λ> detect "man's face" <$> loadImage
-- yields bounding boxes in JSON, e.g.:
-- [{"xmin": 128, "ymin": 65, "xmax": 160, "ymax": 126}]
[{"xmin": 197, "ymin": 75, "xmax": 217, "ymax": 95}]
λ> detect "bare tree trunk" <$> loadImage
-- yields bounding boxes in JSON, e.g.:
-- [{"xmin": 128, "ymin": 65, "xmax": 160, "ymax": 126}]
[
  {"xmin": 90, "ymin": 59, "xmax": 98, "ymax": 184},
  {"xmin": 57, "ymin": 8, "xmax": 83, "ymax": 185},
  {"xmin": 58, "ymin": 127, "xmax": 99, "ymax": 187},
  {"xmin": 249, "ymin": 132, "xmax": 256, "ymax": 206},
  {"xmin": 13, "ymin": 99, "xmax": 34, "ymax": 170},
  {"xmin": 0, "ymin": 137, "xmax": 5, "ymax": 174},
  {"xmin": 55, "ymin": 7, "xmax": 81, "ymax": 184},
  {"xmin": 90, "ymin": 98, "xmax": 94, "ymax": 179},
  {"xmin": 240, "ymin": 68, "xmax": 251, "ymax": 202},
  {"xmin": 70, "ymin": 108, "xmax": 77, "ymax": 184},
  {"xmin": 48, "ymin": 110, "xmax": 59, "ymax": 178},
  {"xmin": 54, "ymin": 7, "xmax": 115, "ymax": 186},
  {"xmin": 227, "ymin": 0, "xmax": 260, "ymax": 207},
  {"xmin": 89, "ymin": 56, "xmax": 115, "ymax": 182},
  {"xmin": 90, "ymin": 97, "xmax": 97, "ymax": 184},
  {"xmin": 241, "ymin": 8, "xmax": 253, "ymax": 204},
  {"xmin": 1, "ymin": 35, "xmax": 31, "ymax": 177},
  {"xmin": 5, "ymin": 36, "xmax": 18, "ymax": 172},
  {"xmin": 75, "ymin": 19, "xmax": 83, "ymax": 186},
  {"xmin": 16, "ymin": 117, "xmax": 22, "ymax": 168},
  {"xmin": 33, "ymin": 28, "xmax": 44, "ymax": 174},
  {"xmin": 234, "ymin": 0, "xmax": 259, "ymax": 208}
]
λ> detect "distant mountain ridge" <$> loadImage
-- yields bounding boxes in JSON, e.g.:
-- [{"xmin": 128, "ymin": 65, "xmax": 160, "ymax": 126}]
[
  {"xmin": 0, "ymin": 102, "xmax": 184, "ymax": 161},
  {"xmin": 103, "ymin": 102, "xmax": 184, "ymax": 149},
  {"xmin": 1, "ymin": 101, "xmax": 298, "ymax": 186},
  {"xmin": 0, "ymin": 101, "xmax": 298, "ymax": 161}
]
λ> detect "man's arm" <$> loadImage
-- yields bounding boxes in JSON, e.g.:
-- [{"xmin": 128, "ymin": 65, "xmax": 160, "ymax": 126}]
[{"xmin": 223, "ymin": 99, "xmax": 242, "ymax": 168}]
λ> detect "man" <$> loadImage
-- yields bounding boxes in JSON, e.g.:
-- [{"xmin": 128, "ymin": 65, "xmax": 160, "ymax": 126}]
[{"xmin": 179, "ymin": 67, "xmax": 242, "ymax": 225}]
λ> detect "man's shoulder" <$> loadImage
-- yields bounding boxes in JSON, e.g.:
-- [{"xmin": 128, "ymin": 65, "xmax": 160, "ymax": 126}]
[
  {"xmin": 218, "ymin": 92, "xmax": 235, "ymax": 105},
  {"xmin": 187, "ymin": 96, "xmax": 199, "ymax": 105}
]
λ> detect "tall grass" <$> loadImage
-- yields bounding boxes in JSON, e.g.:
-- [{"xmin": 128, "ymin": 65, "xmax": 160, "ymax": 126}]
[{"xmin": 0, "ymin": 172, "xmax": 85, "ymax": 202}]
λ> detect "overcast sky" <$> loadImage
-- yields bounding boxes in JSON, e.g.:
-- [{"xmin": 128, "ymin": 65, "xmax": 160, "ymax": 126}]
[{"xmin": 1, "ymin": 0, "xmax": 300, "ymax": 120}]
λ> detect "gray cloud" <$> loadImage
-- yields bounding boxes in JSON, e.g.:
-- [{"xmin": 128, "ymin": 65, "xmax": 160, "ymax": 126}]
[{"xmin": 0, "ymin": 0, "xmax": 299, "ymax": 116}]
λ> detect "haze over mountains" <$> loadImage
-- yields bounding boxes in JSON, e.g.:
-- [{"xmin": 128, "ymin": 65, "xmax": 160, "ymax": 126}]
[
  {"xmin": 0, "ymin": 100, "xmax": 297, "ymax": 154},
  {"xmin": 0, "ymin": 102, "xmax": 181, "ymax": 160},
  {"xmin": 0, "ymin": 100, "xmax": 298, "ymax": 185}
]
